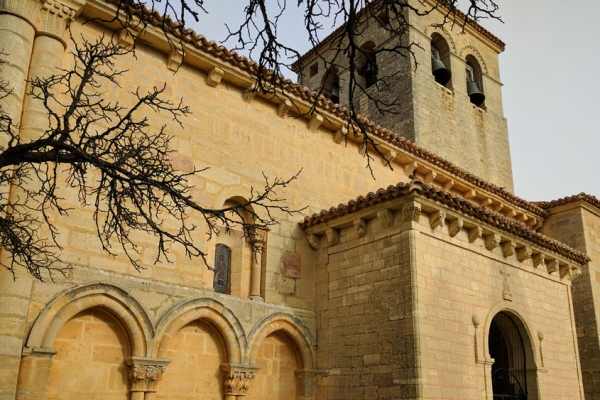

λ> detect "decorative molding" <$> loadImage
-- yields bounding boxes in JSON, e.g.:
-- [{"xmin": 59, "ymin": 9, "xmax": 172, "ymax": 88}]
[
  {"xmin": 424, "ymin": 24, "xmax": 458, "ymax": 53},
  {"xmin": 448, "ymin": 217, "xmax": 463, "ymax": 237},
  {"xmin": 307, "ymin": 234, "xmax": 320, "ymax": 250},
  {"xmin": 308, "ymin": 114, "xmax": 323, "ymax": 132},
  {"xmin": 206, "ymin": 66, "xmax": 224, "ymax": 87},
  {"xmin": 377, "ymin": 209, "xmax": 394, "ymax": 228},
  {"xmin": 500, "ymin": 267, "xmax": 512, "ymax": 301},
  {"xmin": 459, "ymin": 45, "xmax": 489, "ymax": 74},
  {"xmin": 354, "ymin": 218, "xmax": 366, "ymax": 237}
]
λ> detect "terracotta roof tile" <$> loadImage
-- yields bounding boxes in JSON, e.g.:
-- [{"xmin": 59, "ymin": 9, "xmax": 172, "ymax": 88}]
[
  {"xmin": 299, "ymin": 181, "xmax": 589, "ymax": 265},
  {"xmin": 537, "ymin": 193, "xmax": 600, "ymax": 211},
  {"xmin": 100, "ymin": 0, "xmax": 545, "ymax": 219}
]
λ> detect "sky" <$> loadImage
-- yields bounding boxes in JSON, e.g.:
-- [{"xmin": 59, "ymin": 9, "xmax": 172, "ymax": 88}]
[{"xmin": 178, "ymin": 0, "xmax": 599, "ymax": 201}]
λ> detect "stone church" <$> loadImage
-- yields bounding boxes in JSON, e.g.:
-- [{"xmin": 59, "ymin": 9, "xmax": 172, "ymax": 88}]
[{"xmin": 0, "ymin": 0, "xmax": 598, "ymax": 399}]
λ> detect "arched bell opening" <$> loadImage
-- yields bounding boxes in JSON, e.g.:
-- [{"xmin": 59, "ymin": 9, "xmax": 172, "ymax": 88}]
[
  {"xmin": 431, "ymin": 33, "xmax": 452, "ymax": 88},
  {"xmin": 488, "ymin": 312, "xmax": 529, "ymax": 400},
  {"xmin": 357, "ymin": 41, "xmax": 378, "ymax": 89},
  {"xmin": 465, "ymin": 55, "xmax": 485, "ymax": 107},
  {"xmin": 322, "ymin": 66, "xmax": 341, "ymax": 104}
]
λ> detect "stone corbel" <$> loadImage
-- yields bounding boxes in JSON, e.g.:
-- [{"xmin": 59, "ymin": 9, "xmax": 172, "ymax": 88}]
[
  {"xmin": 207, "ymin": 67, "xmax": 224, "ymax": 87},
  {"xmin": 468, "ymin": 226, "xmax": 482, "ymax": 243},
  {"xmin": 36, "ymin": 0, "xmax": 85, "ymax": 47},
  {"xmin": 448, "ymin": 217, "xmax": 463, "ymax": 237},
  {"xmin": 277, "ymin": 99, "xmax": 291, "ymax": 118},
  {"xmin": 354, "ymin": 218, "xmax": 367, "ymax": 237},
  {"xmin": 463, "ymin": 189, "xmax": 476, "ymax": 200},
  {"xmin": 307, "ymin": 234, "xmax": 321, "ymax": 250},
  {"xmin": 377, "ymin": 209, "xmax": 394, "ymax": 228},
  {"xmin": 491, "ymin": 203, "xmax": 504, "ymax": 213},
  {"xmin": 516, "ymin": 246, "xmax": 532, "ymax": 262},
  {"xmin": 126, "ymin": 357, "xmax": 171, "ymax": 397},
  {"xmin": 308, "ymin": 114, "xmax": 323, "ymax": 132},
  {"xmin": 442, "ymin": 179, "xmax": 454, "ymax": 191},
  {"xmin": 532, "ymin": 253, "xmax": 545, "ymax": 269},
  {"xmin": 423, "ymin": 170, "xmax": 437, "ymax": 184},
  {"xmin": 381, "ymin": 149, "xmax": 397, "ymax": 166},
  {"xmin": 402, "ymin": 161, "xmax": 418, "ymax": 177},
  {"xmin": 429, "ymin": 210, "xmax": 446, "ymax": 230},
  {"xmin": 546, "ymin": 259, "xmax": 559, "ymax": 275},
  {"xmin": 484, "ymin": 233, "xmax": 500, "ymax": 250},
  {"xmin": 560, "ymin": 263, "xmax": 575, "ymax": 280},
  {"xmin": 243, "ymin": 86, "xmax": 257, "ymax": 103},
  {"xmin": 333, "ymin": 126, "xmax": 347, "ymax": 144},
  {"xmin": 480, "ymin": 198, "xmax": 492, "ymax": 207},
  {"xmin": 501, "ymin": 240, "xmax": 515, "ymax": 258},
  {"xmin": 167, "ymin": 47, "xmax": 184, "ymax": 72},
  {"xmin": 326, "ymin": 228, "xmax": 339, "ymax": 246}
]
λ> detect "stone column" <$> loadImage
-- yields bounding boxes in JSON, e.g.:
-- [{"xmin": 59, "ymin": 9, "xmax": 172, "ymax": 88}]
[
  {"xmin": 126, "ymin": 357, "xmax": 171, "ymax": 400},
  {"xmin": 221, "ymin": 363, "xmax": 260, "ymax": 399},
  {"xmin": 0, "ymin": 4, "xmax": 43, "ymax": 399},
  {"xmin": 249, "ymin": 230, "xmax": 267, "ymax": 300},
  {"xmin": 15, "ymin": 347, "xmax": 58, "ymax": 400}
]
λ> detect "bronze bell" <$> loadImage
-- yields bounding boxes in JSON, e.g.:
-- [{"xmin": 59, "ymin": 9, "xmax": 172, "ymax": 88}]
[
  {"xmin": 467, "ymin": 81, "xmax": 485, "ymax": 106},
  {"xmin": 432, "ymin": 59, "xmax": 451, "ymax": 85}
]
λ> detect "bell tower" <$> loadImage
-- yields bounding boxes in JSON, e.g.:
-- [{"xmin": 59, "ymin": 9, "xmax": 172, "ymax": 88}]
[{"xmin": 294, "ymin": 0, "xmax": 514, "ymax": 193}]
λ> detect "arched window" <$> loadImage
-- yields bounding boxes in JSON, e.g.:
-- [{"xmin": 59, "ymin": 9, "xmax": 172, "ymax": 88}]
[
  {"xmin": 213, "ymin": 244, "xmax": 231, "ymax": 294},
  {"xmin": 465, "ymin": 55, "xmax": 485, "ymax": 106},
  {"xmin": 431, "ymin": 33, "xmax": 452, "ymax": 87},
  {"xmin": 323, "ymin": 67, "xmax": 341, "ymax": 104},
  {"xmin": 358, "ymin": 41, "xmax": 377, "ymax": 88},
  {"xmin": 489, "ymin": 312, "xmax": 528, "ymax": 399}
]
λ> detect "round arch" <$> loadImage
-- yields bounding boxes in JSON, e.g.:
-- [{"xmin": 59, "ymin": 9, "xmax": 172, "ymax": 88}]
[
  {"xmin": 26, "ymin": 283, "xmax": 152, "ymax": 356},
  {"xmin": 247, "ymin": 313, "xmax": 316, "ymax": 369},
  {"xmin": 424, "ymin": 25, "xmax": 457, "ymax": 53},
  {"xmin": 459, "ymin": 45, "xmax": 488, "ymax": 74},
  {"xmin": 153, "ymin": 297, "xmax": 245, "ymax": 363}
]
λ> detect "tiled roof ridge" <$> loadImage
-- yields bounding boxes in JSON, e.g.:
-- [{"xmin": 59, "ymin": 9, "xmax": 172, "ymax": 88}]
[
  {"xmin": 537, "ymin": 193, "xmax": 600, "ymax": 211},
  {"xmin": 299, "ymin": 181, "xmax": 589, "ymax": 265},
  {"xmin": 292, "ymin": 0, "xmax": 505, "ymax": 69},
  {"xmin": 99, "ymin": 0, "xmax": 544, "ymax": 218}
]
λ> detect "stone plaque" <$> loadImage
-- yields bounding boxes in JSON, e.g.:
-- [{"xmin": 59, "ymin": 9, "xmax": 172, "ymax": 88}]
[{"xmin": 282, "ymin": 252, "xmax": 301, "ymax": 278}]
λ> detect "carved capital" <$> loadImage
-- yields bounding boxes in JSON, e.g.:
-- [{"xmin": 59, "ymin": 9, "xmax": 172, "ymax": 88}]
[
  {"xmin": 36, "ymin": 0, "xmax": 85, "ymax": 46},
  {"xmin": 0, "ymin": 0, "xmax": 45, "ymax": 26},
  {"xmin": 224, "ymin": 370, "xmax": 255, "ymax": 396},
  {"xmin": 402, "ymin": 201, "xmax": 421, "ymax": 223},
  {"xmin": 126, "ymin": 357, "xmax": 171, "ymax": 393}
]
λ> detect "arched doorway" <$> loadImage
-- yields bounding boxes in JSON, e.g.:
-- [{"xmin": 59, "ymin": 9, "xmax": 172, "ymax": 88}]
[{"xmin": 488, "ymin": 312, "xmax": 527, "ymax": 400}]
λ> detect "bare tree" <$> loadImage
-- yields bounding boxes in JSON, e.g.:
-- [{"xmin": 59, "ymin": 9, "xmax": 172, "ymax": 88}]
[
  {"xmin": 0, "ymin": 37, "xmax": 300, "ymax": 281},
  {"xmin": 108, "ymin": 0, "xmax": 501, "ymax": 167}
]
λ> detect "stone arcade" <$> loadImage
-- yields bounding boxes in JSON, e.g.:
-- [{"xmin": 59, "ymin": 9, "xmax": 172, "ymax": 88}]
[{"xmin": 0, "ymin": 0, "xmax": 599, "ymax": 399}]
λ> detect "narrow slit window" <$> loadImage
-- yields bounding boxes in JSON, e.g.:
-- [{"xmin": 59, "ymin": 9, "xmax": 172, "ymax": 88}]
[{"xmin": 213, "ymin": 244, "xmax": 231, "ymax": 294}]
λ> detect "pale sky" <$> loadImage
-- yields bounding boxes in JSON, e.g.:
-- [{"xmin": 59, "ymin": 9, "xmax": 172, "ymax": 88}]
[{"xmin": 180, "ymin": 1, "xmax": 599, "ymax": 201}]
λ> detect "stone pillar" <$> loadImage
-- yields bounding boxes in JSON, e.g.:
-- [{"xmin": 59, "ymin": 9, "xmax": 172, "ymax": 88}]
[
  {"xmin": 249, "ymin": 230, "xmax": 267, "ymax": 300},
  {"xmin": 125, "ymin": 357, "xmax": 171, "ymax": 400},
  {"xmin": 15, "ymin": 347, "xmax": 58, "ymax": 400},
  {"xmin": 295, "ymin": 369, "xmax": 319, "ymax": 400},
  {"xmin": 0, "ymin": 0, "xmax": 37, "ymax": 386},
  {"xmin": 221, "ymin": 363, "xmax": 260, "ymax": 399}
]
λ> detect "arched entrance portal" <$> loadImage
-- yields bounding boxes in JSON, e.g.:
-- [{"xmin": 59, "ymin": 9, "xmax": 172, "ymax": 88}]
[{"xmin": 489, "ymin": 312, "xmax": 527, "ymax": 400}]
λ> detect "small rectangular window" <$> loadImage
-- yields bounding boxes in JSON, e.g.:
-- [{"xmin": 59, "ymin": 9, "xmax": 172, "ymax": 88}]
[{"xmin": 309, "ymin": 63, "xmax": 318, "ymax": 77}]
